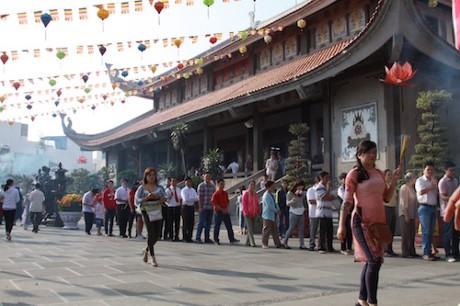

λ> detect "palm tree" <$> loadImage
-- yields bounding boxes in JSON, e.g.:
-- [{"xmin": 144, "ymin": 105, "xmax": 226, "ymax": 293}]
[{"xmin": 170, "ymin": 123, "xmax": 189, "ymax": 177}]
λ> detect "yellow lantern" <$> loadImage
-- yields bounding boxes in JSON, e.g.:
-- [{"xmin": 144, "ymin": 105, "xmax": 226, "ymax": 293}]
[
  {"xmin": 297, "ymin": 19, "xmax": 306, "ymax": 31},
  {"xmin": 97, "ymin": 8, "xmax": 110, "ymax": 32},
  {"xmin": 151, "ymin": 66, "xmax": 157, "ymax": 74},
  {"xmin": 196, "ymin": 68, "xmax": 203, "ymax": 75},
  {"xmin": 239, "ymin": 46, "xmax": 247, "ymax": 55}
]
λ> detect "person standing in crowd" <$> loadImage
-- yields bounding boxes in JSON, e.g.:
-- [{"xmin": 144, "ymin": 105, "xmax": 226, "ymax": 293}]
[
  {"xmin": 226, "ymin": 160, "xmax": 240, "ymax": 179},
  {"xmin": 135, "ymin": 167, "xmax": 167, "ymax": 267},
  {"xmin": 160, "ymin": 177, "xmax": 171, "ymax": 240},
  {"xmin": 265, "ymin": 151, "xmax": 279, "ymax": 181},
  {"xmin": 444, "ymin": 185, "xmax": 460, "ymax": 239},
  {"xmin": 82, "ymin": 188, "xmax": 99, "ymax": 235},
  {"xmin": 399, "ymin": 172, "xmax": 418, "ymax": 258},
  {"xmin": 196, "ymin": 172, "xmax": 216, "ymax": 244},
  {"xmin": 261, "ymin": 180, "xmax": 284, "ymax": 249},
  {"xmin": 276, "ymin": 179, "xmax": 289, "ymax": 238},
  {"xmin": 337, "ymin": 173, "xmax": 353, "ymax": 255},
  {"xmin": 259, "ymin": 174, "xmax": 268, "ymax": 190},
  {"xmin": 236, "ymin": 185, "xmax": 246, "ymax": 235},
  {"xmin": 28, "ymin": 183, "xmax": 45, "ymax": 234},
  {"xmin": 242, "ymin": 180, "xmax": 260, "ymax": 247},
  {"xmin": 102, "ymin": 180, "xmax": 117, "ymax": 237},
  {"xmin": 14, "ymin": 186, "xmax": 23, "ymax": 227},
  {"xmin": 307, "ymin": 178, "xmax": 319, "ymax": 251},
  {"xmin": 439, "ymin": 162, "xmax": 459, "ymax": 262},
  {"xmin": 211, "ymin": 179, "xmax": 239, "ymax": 245},
  {"xmin": 283, "ymin": 181, "xmax": 307, "ymax": 249},
  {"xmin": 94, "ymin": 192, "xmax": 104, "ymax": 236},
  {"xmin": 127, "ymin": 181, "xmax": 140, "ymax": 239},
  {"xmin": 383, "ymin": 169, "xmax": 399, "ymax": 257},
  {"xmin": 0, "ymin": 179, "xmax": 20, "ymax": 241},
  {"xmin": 415, "ymin": 162, "xmax": 439, "ymax": 261},
  {"xmin": 316, "ymin": 171, "xmax": 336, "ymax": 254},
  {"xmin": 115, "ymin": 179, "xmax": 130, "ymax": 238},
  {"xmin": 22, "ymin": 189, "xmax": 32, "ymax": 231},
  {"xmin": 337, "ymin": 140, "xmax": 401, "ymax": 306},
  {"xmin": 181, "ymin": 177, "xmax": 199, "ymax": 243},
  {"xmin": 165, "ymin": 177, "xmax": 182, "ymax": 241}
]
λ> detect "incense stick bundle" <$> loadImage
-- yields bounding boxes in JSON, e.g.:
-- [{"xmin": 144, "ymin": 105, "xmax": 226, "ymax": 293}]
[{"xmin": 400, "ymin": 134, "xmax": 410, "ymax": 164}]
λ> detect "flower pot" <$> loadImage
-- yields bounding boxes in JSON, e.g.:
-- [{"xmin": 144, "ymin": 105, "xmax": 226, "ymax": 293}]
[{"xmin": 60, "ymin": 211, "xmax": 82, "ymax": 230}]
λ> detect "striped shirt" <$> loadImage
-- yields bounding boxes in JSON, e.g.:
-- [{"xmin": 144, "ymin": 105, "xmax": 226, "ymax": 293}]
[{"xmin": 197, "ymin": 182, "xmax": 215, "ymax": 210}]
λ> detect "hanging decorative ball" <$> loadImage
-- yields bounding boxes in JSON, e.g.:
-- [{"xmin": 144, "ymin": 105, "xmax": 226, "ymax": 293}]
[
  {"xmin": 209, "ymin": 36, "xmax": 217, "ymax": 44},
  {"xmin": 1, "ymin": 52, "xmax": 8, "ymax": 65},
  {"xmin": 52, "ymin": 113, "xmax": 57, "ymax": 118},
  {"xmin": 56, "ymin": 50, "xmax": 66, "ymax": 60},
  {"xmin": 54, "ymin": 100, "xmax": 60, "ymax": 107},
  {"xmin": 174, "ymin": 39, "xmax": 182, "ymax": 49},
  {"xmin": 103, "ymin": 95, "xmax": 108, "ymax": 100},
  {"xmin": 78, "ymin": 98, "xmax": 85, "ymax": 104},
  {"xmin": 82, "ymin": 75, "xmax": 89, "ymax": 83},
  {"xmin": 13, "ymin": 82, "xmax": 21, "ymax": 90},
  {"xmin": 162, "ymin": 76, "xmax": 169, "ymax": 83},
  {"xmin": 110, "ymin": 101, "xmax": 115, "ymax": 106},
  {"xmin": 138, "ymin": 43, "xmax": 147, "ymax": 52},
  {"xmin": 297, "ymin": 19, "xmax": 306, "ymax": 30},
  {"xmin": 8, "ymin": 119, "xmax": 15, "ymax": 126},
  {"xmin": 91, "ymin": 105, "xmax": 96, "ymax": 110},
  {"xmin": 49, "ymin": 79, "xmax": 57, "ymax": 87},
  {"xmin": 112, "ymin": 83, "xmax": 119, "ymax": 90},
  {"xmin": 56, "ymin": 89, "xmax": 62, "ymax": 97},
  {"xmin": 72, "ymin": 108, "xmax": 77, "ymax": 114},
  {"xmin": 26, "ymin": 104, "xmax": 32, "ymax": 110},
  {"xmin": 121, "ymin": 71, "xmax": 129, "ymax": 77},
  {"xmin": 151, "ymin": 66, "xmax": 157, "ymax": 74},
  {"xmin": 99, "ymin": 45, "xmax": 107, "ymax": 56},
  {"xmin": 25, "ymin": 94, "xmax": 32, "ymax": 101},
  {"xmin": 30, "ymin": 116, "xmax": 35, "ymax": 122},
  {"xmin": 97, "ymin": 8, "xmax": 110, "ymax": 21},
  {"xmin": 121, "ymin": 99, "xmax": 126, "ymax": 104},
  {"xmin": 196, "ymin": 68, "xmax": 203, "ymax": 75},
  {"xmin": 239, "ymin": 46, "xmax": 247, "ymax": 55},
  {"xmin": 183, "ymin": 73, "xmax": 190, "ymax": 79},
  {"xmin": 240, "ymin": 31, "xmax": 248, "ymax": 41},
  {"xmin": 154, "ymin": 1, "xmax": 165, "ymax": 14},
  {"xmin": 264, "ymin": 35, "xmax": 272, "ymax": 44},
  {"xmin": 177, "ymin": 63, "xmax": 184, "ymax": 70},
  {"xmin": 0, "ymin": 96, "xmax": 6, "ymax": 103},
  {"xmin": 197, "ymin": 58, "xmax": 204, "ymax": 66},
  {"xmin": 84, "ymin": 88, "xmax": 91, "ymax": 94},
  {"xmin": 137, "ymin": 80, "xmax": 144, "ymax": 86}
]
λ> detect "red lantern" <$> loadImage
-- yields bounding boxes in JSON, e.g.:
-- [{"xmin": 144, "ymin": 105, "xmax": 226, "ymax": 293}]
[
  {"xmin": 13, "ymin": 82, "xmax": 20, "ymax": 91},
  {"xmin": 154, "ymin": 1, "xmax": 165, "ymax": 25},
  {"xmin": 209, "ymin": 36, "xmax": 217, "ymax": 45},
  {"xmin": 1, "ymin": 52, "xmax": 8, "ymax": 65},
  {"xmin": 380, "ymin": 61, "xmax": 417, "ymax": 86},
  {"xmin": 77, "ymin": 156, "xmax": 88, "ymax": 164},
  {"xmin": 177, "ymin": 63, "xmax": 184, "ymax": 70}
]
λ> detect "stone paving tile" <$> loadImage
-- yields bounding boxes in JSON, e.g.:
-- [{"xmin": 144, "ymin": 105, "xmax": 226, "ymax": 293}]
[
  {"xmin": 12, "ymin": 276, "xmax": 70, "ymax": 291},
  {"xmin": 0, "ymin": 288, "xmax": 64, "ymax": 304}
]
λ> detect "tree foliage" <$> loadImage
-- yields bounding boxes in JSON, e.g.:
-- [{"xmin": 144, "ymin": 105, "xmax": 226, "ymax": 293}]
[
  {"xmin": 285, "ymin": 123, "xmax": 310, "ymax": 183},
  {"xmin": 170, "ymin": 123, "xmax": 189, "ymax": 177},
  {"xmin": 409, "ymin": 90, "xmax": 452, "ymax": 173},
  {"xmin": 201, "ymin": 148, "xmax": 223, "ymax": 181}
]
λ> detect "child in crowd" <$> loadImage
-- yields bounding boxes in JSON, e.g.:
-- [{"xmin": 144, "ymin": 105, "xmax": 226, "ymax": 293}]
[{"xmin": 95, "ymin": 194, "xmax": 104, "ymax": 236}]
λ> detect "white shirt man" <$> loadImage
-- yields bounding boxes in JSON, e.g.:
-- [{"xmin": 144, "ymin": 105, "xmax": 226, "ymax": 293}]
[
  {"xmin": 115, "ymin": 179, "xmax": 130, "ymax": 238},
  {"xmin": 166, "ymin": 184, "xmax": 182, "ymax": 207},
  {"xmin": 29, "ymin": 185, "xmax": 45, "ymax": 213},
  {"xmin": 181, "ymin": 178, "xmax": 199, "ymax": 242},
  {"xmin": 181, "ymin": 183, "xmax": 199, "ymax": 207},
  {"xmin": 165, "ymin": 178, "xmax": 182, "ymax": 241},
  {"xmin": 227, "ymin": 161, "xmax": 239, "ymax": 179}
]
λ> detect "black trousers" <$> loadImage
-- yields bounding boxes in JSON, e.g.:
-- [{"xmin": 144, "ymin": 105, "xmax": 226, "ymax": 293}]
[
  {"xmin": 182, "ymin": 205, "xmax": 195, "ymax": 242},
  {"xmin": 30, "ymin": 211, "xmax": 43, "ymax": 232},
  {"xmin": 160, "ymin": 205, "xmax": 168, "ymax": 239},
  {"xmin": 341, "ymin": 212, "xmax": 353, "ymax": 251},
  {"xmin": 353, "ymin": 209, "xmax": 382, "ymax": 304},
  {"xmin": 84, "ymin": 212, "xmax": 94, "ymax": 233},
  {"xmin": 318, "ymin": 217, "xmax": 333, "ymax": 251},
  {"xmin": 213, "ymin": 211, "xmax": 236, "ymax": 243},
  {"xmin": 127, "ymin": 209, "xmax": 135, "ymax": 237},
  {"xmin": 384, "ymin": 206, "xmax": 396, "ymax": 253},
  {"xmin": 3, "ymin": 209, "xmax": 16, "ymax": 234},
  {"xmin": 143, "ymin": 213, "xmax": 162, "ymax": 256},
  {"xmin": 167, "ymin": 206, "xmax": 181, "ymax": 240},
  {"xmin": 117, "ymin": 204, "xmax": 130, "ymax": 236},
  {"xmin": 105, "ymin": 208, "xmax": 116, "ymax": 234}
]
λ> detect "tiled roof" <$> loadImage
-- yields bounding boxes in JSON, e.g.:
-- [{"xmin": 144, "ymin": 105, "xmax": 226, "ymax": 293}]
[{"xmin": 69, "ymin": 40, "xmax": 353, "ymax": 149}]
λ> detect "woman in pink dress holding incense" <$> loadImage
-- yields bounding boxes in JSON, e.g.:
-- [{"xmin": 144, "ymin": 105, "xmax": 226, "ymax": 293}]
[{"xmin": 337, "ymin": 140, "xmax": 401, "ymax": 306}]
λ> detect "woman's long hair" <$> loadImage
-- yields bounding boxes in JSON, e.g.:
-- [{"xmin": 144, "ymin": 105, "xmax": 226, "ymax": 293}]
[
  {"xmin": 3, "ymin": 179, "xmax": 13, "ymax": 192},
  {"xmin": 142, "ymin": 167, "xmax": 158, "ymax": 185},
  {"xmin": 356, "ymin": 140, "xmax": 377, "ymax": 183}
]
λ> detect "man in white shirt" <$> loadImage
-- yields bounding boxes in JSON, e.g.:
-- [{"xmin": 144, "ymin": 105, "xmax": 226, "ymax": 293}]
[
  {"xmin": 415, "ymin": 162, "xmax": 439, "ymax": 260},
  {"xmin": 82, "ymin": 188, "xmax": 99, "ymax": 235},
  {"xmin": 226, "ymin": 161, "xmax": 240, "ymax": 179},
  {"xmin": 307, "ymin": 177, "xmax": 319, "ymax": 251},
  {"xmin": 115, "ymin": 179, "xmax": 130, "ymax": 238},
  {"xmin": 181, "ymin": 177, "xmax": 199, "ymax": 243},
  {"xmin": 28, "ymin": 183, "xmax": 45, "ymax": 233},
  {"xmin": 166, "ymin": 177, "xmax": 182, "ymax": 241},
  {"xmin": 315, "ymin": 171, "xmax": 336, "ymax": 254}
]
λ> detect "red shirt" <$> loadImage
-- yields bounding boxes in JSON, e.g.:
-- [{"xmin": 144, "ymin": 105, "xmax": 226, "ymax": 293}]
[
  {"xmin": 211, "ymin": 189, "xmax": 229, "ymax": 212},
  {"xmin": 128, "ymin": 189, "xmax": 136, "ymax": 209},
  {"xmin": 102, "ymin": 187, "xmax": 117, "ymax": 209}
]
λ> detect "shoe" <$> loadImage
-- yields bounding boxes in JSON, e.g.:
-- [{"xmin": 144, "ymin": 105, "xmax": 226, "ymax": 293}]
[
  {"xmin": 205, "ymin": 239, "xmax": 214, "ymax": 244},
  {"xmin": 355, "ymin": 299, "xmax": 369, "ymax": 306},
  {"xmin": 318, "ymin": 249, "xmax": 327, "ymax": 254},
  {"xmin": 276, "ymin": 244, "xmax": 285, "ymax": 249},
  {"xmin": 423, "ymin": 255, "xmax": 434, "ymax": 261},
  {"xmin": 108, "ymin": 233, "xmax": 114, "ymax": 237},
  {"xmin": 327, "ymin": 248, "xmax": 336, "ymax": 253},
  {"xmin": 214, "ymin": 240, "xmax": 221, "ymax": 245},
  {"xmin": 262, "ymin": 245, "xmax": 269, "ymax": 249},
  {"xmin": 341, "ymin": 250, "xmax": 350, "ymax": 255},
  {"xmin": 195, "ymin": 239, "xmax": 203, "ymax": 244},
  {"xmin": 299, "ymin": 246, "xmax": 307, "ymax": 250},
  {"xmin": 446, "ymin": 257, "xmax": 456, "ymax": 263},
  {"xmin": 86, "ymin": 231, "xmax": 91, "ymax": 235},
  {"xmin": 230, "ymin": 239, "xmax": 240, "ymax": 244},
  {"xmin": 6, "ymin": 233, "xmax": 11, "ymax": 241},
  {"xmin": 142, "ymin": 248, "xmax": 148, "ymax": 263},
  {"xmin": 308, "ymin": 247, "xmax": 315, "ymax": 251},
  {"xmin": 151, "ymin": 255, "xmax": 158, "ymax": 267},
  {"xmin": 284, "ymin": 244, "xmax": 291, "ymax": 249},
  {"xmin": 136, "ymin": 234, "xmax": 145, "ymax": 240},
  {"xmin": 121, "ymin": 235, "xmax": 128, "ymax": 238}
]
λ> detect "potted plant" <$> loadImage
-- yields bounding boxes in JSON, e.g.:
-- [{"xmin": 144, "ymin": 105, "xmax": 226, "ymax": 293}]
[{"xmin": 57, "ymin": 193, "xmax": 82, "ymax": 229}]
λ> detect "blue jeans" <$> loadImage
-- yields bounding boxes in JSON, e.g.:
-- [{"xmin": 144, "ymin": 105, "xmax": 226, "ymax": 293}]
[
  {"xmin": 443, "ymin": 219, "xmax": 460, "ymax": 258},
  {"xmin": 418, "ymin": 205, "xmax": 437, "ymax": 256},
  {"xmin": 196, "ymin": 209, "xmax": 213, "ymax": 241}
]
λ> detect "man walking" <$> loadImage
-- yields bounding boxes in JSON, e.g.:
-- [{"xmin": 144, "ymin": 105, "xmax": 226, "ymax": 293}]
[
  {"xmin": 28, "ymin": 183, "xmax": 45, "ymax": 233},
  {"xmin": 102, "ymin": 180, "xmax": 117, "ymax": 236},
  {"xmin": 211, "ymin": 179, "xmax": 239, "ymax": 245},
  {"xmin": 439, "ymin": 162, "xmax": 459, "ymax": 262},
  {"xmin": 115, "ymin": 179, "xmax": 130, "ymax": 238},
  {"xmin": 181, "ymin": 177, "xmax": 199, "ymax": 243},
  {"xmin": 196, "ymin": 172, "xmax": 216, "ymax": 243},
  {"xmin": 415, "ymin": 162, "xmax": 439, "ymax": 261}
]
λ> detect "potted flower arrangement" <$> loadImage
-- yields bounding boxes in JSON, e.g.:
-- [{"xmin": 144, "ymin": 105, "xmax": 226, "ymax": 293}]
[{"xmin": 57, "ymin": 193, "xmax": 82, "ymax": 229}]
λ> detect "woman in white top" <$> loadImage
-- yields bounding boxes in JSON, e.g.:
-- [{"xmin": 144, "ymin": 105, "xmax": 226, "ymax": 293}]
[
  {"xmin": 0, "ymin": 179, "xmax": 20, "ymax": 241},
  {"xmin": 283, "ymin": 181, "xmax": 307, "ymax": 249}
]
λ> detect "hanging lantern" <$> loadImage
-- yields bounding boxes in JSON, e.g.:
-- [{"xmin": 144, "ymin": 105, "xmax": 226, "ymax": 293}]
[
  {"xmin": 428, "ymin": 0, "xmax": 438, "ymax": 7},
  {"xmin": 183, "ymin": 73, "xmax": 190, "ymax": 79},
  {"xmin": 82, "ymin": 75, "xmax": 89, "ymax": 83},
  {"xmin": 30, "ymin": 116, "xmax": 35, "ymax": 122},
  {"xmin": 203, "ymin": 0, "xmax": 214, "ymax": 18},
  {"xmin": 56, "ymin": 89, "xmax": 62, "ymax": 97},
  {"xmin": 297, "ymin": 19, "xmax": 306, "ymax": 31},
  {"xmin": 1, "ymin": 52, "xmax": 8, "ymax": 73},
  {"xmin": 84, "ymin": 88, "xmax": 91, "ymax": 94},
  {"xmin": 240, "ymin": 31, "xmax": 248, "ymax": 41},
  {"xmin": 151, "ymin": 66, "xmax": 157, "ymax": 74},
  {"xmin": 40, "ymin": 13, "xmax": 52, "ymax": 40},
  {"xmin": 0, "ymin": 96, "xmax": 6, "ymax": 103},
  {"xmin": 264, "ymin": 35, "xmax": 272, "ymax": 44},
  {"xmin": 196, "ymin": 58, "xmax": 204, "ymax": 66},
  {"xmin": 52, "ymin": 113, "xmax": 57, "ymax": 118},
  {"xmin": 25, "ymin": 94, "xmax": 32, "ymax": 101},
  {"xmin": 112, "ymin": 83, "xmax": 119, "ymax": 90},
  {"xmin": 27, "ymin": 104, "xmax": 32, "ymax": 110},
  {"xmin": 196, "ymin": 68, "xmax": 203, "ymax": 75},
  {"xmin": 97, "ymin": 7, "xmax": 110, "ymax": 31},
  {"xmin": 177, "ymin": 63, "xmax": 184, "ymax": 70},
  {"xmin": 91, "ymin": 105, "xmax": 96, "ymax": 110},
  {"xmin": 239, "ymin": 46, "xmax": 247, "ymax": 55},
  {"xmin": 209, "ymin": 36, "xmax": 217, "ymax": 45},
  {"xmin": 8, "ymin": 119, "xmax": 14, "ymax": 126},
  {"xmin": 78, "ymin": 98, "xmax": 85, "ymax": 104},
  {"xmin": 154, "ymin": 1, "xmax": 165, "ymax": 25},
  {"xmin": 13, "ymin": 82, "xmax": 20, "ymax": 91},
  {"xmin": 54, "ymin": 100, "xmax": 60, "ymax": 107},
  {"xmin": 121, "ymin": 71, "xmax": 129, "ymax": 77},
  {"xmin": 103, "ymin": 95, "xmax": 108, "ymax": 101},
  {"xmin": 138, "ymin": 43, "xmax": 147, "ymax": 60},
  {"xmin": 137, "ymin": 80, "xmax": 144, "ymax": 86},
  {"xmin": 49, "ymin": 79, "xmax": 57, "ymax": 87}
]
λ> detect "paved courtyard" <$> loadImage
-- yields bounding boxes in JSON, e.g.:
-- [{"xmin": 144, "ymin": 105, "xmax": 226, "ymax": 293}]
[{"xmin": 0, "ymin": 222, "xmax": 459, "ymax": 306}]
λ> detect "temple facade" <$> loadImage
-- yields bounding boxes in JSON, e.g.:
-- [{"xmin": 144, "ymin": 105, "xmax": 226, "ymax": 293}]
[{"xmin": 63, "ymin": 0, "xmax": 460, "ymax": 182}]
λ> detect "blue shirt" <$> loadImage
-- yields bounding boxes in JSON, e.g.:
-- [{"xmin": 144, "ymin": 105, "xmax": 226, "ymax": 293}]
[{"xmin": 262, "ymin": 191, "xmax": 279, "ymax": 222}]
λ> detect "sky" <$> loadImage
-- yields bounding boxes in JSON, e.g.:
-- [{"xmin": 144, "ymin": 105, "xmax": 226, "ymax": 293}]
[{"xmin": 0, "ymin": 0, "xmax": 305, "ymax": 141}]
